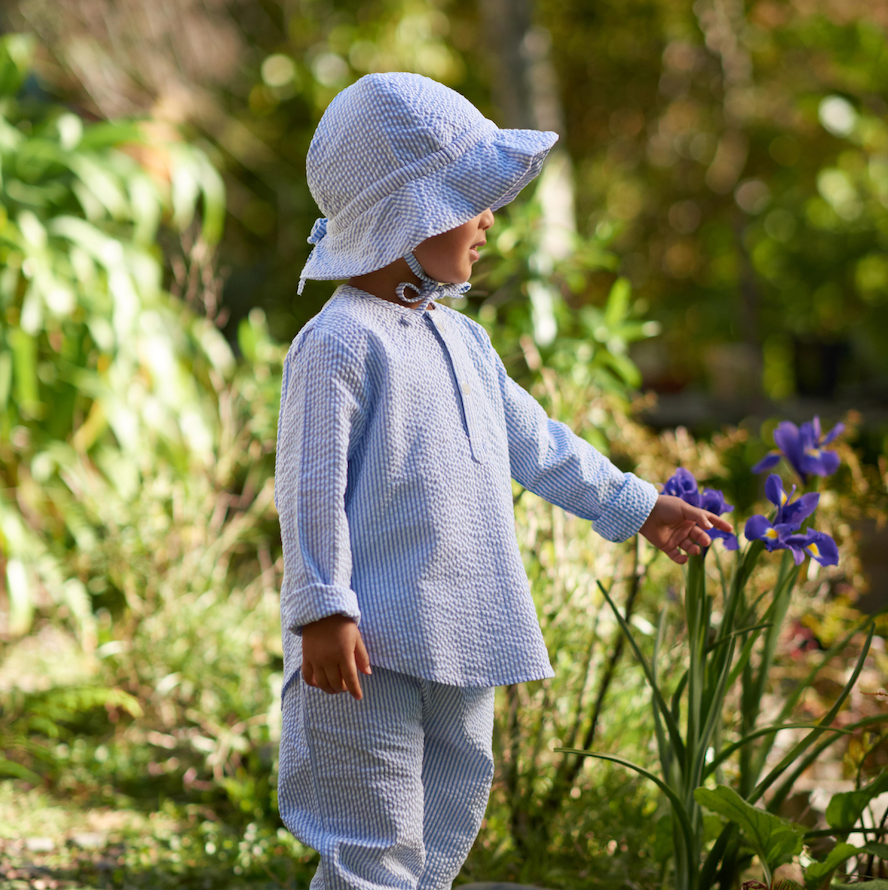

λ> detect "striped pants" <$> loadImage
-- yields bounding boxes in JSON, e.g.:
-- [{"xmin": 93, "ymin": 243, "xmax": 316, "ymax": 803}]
[{"xmin": 277, "ymin": 667, "xmax": 496, "ymax": 890}]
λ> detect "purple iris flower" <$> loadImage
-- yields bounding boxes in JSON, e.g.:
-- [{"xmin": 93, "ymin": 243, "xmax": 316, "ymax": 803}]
[
  {"xmin": 785, "ymin": 530, "xmax": 839, "ymax": 567},
  {"xmin": 663, "ymin": 467, "xmax": 702, "ymax": 505},
  {"xmin": 744, "ymin": 474, "xmax": 837, "ymax": 566},
  {"xmin": 764, "ymin": 474, "xmax": 820, "ymax": 528},
  {"xmin": 662, "ymin": 467, "xmax": 739, "ymax": 550},
  {"xmin": 753, "ymin": 416, "xmax": 843, "ymax": 483}
]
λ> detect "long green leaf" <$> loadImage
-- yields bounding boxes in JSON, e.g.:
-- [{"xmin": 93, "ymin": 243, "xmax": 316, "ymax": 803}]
[
  {"xmin": 77, "ymin": 121, "xmax": 146, "ymax": 151},
  {"xmin": 686, "ymin": 555, "xmax": 707, "ymax": 790},
  {"xmin": 723, "ymin": 621, "xmax": 766, "ymax": 694},
  {"xmin": 691, "ymin": 636, "xmax": 736, "ymax": 790},
  {"xmin": 802, "ymin": 842, "xmax": 888, "ymax": 889},
  {"xmin": 559, "ymin": 747, "xmax": 696, "ymax": 861},
  {"xmin": 746, "ymin": 560, "xmax": 800, "ymax": 778},
  {"xmin": 0, "ymin": 757, "xmax": 42, "ymax": 785},
  {"xmin": 773, "ymin": 618, "xmax": 871, "ymax": 727},
  {"xmin": 752, "ymin": 621, "xmax": 875, "ymax": 807},
  {"xmin": 706, "ymin": 623, "xmax": 773, "ymax": 654},
  {"xmin": 705, "ymin": 723, "xmax": 852, "ymax": 777},
  {"xmin": 597, "ymin": 580, "xmax": 686, "ymax": 764},
  {"xmin": 652, "ymin": 608, "xmax": 673, "ymax": 777},
  {"xmin": 699, "ymin": 822, "xmax": 736, "ymax": 890}
]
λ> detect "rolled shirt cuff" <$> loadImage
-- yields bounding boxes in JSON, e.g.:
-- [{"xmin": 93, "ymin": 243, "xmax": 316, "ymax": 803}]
[
  {"xmin": 282, "ymin": 582, "xmax": 362, "ymax": 636},
  {"xmin": 592, "ymin": 474, "xmax": 659, "ymax": 543}
]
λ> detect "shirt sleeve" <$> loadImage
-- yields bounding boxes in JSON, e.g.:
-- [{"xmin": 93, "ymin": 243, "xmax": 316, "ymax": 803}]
[
  {"xmin": 274, "ymin": 327, "xmax": 367, "ymax": 635},
  {"xmin": 493, "ymin": 351, "xmax": 658, "ymax": 542}
]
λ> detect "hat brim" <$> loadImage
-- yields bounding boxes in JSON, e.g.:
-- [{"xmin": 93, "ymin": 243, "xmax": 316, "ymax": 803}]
[{"xmin": 300, "ymin": 127, "xmax": 559, "ymax": 282}]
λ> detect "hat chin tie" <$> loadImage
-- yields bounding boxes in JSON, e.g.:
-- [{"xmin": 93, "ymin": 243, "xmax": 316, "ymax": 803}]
[{"xmin": 395, "ymin": 252, "xmax": 470, "ymax": 315}]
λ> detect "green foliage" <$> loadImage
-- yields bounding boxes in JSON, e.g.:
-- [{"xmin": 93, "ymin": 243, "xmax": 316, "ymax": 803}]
[
  {"xmin": 694, "ymin": 785, "xmax": 805, "ymax": 885},
  {"xmin": 558, "ymin": 435, "xmax": 885, "ymax": 889},
  {"xmin": 0, "ymin": 684, "xmax": 141, "ymax": 784},
  {"xmin": 0, "ymin": 784, "xmax": 317, "ymax": 889},
  {"xmin": 804, "ymin": 842, "xmax": 872, "ymax": 888},
  {"xmin": 825, "ymin": 772, "xmax": 888, "ymax": 833},
  {"xmin": 14, "ymin": 0, "xmax": 888, "ymax": 417},
  {"xmin": 0, "ymin": 15, "xmax": 886, "ymax": 890},
  {"xmin": 0, "ymin": 35, "xmax": 285, "ymax": 826},
  {"xmin": 538, "ymin": 0, "xmax": 888, "ymax": 404},
  {"xmin": 0, "ymin": 33, "xmax": 230, "ymax": 644}
]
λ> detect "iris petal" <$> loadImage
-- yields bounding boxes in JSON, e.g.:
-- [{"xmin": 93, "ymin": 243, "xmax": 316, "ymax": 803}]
[
  {"xmin": 701, "ymin": 488, "xmax": 733, "ymax": 516},
  {"xmin": 709, "ymin": 529, "xmax": 740, "ymax": 550},
  {"xmin": 752, "ymin": 452, "xmax": 781, "ymax": 474},
  {"xmin": 745, "ymin": 514, "xmax": 773, "ymax": 541},
  {"xmin": 785, "ymin": 530, "xmax": 839, "ymax": 566},
  {"xmin": 764, "ymin": 474, "xmax": 786, "ymax": 509},
  {"xmin": 821, "ymin": 422, "xmax": 845, "ymax": 446},
  {"xmin": 773, "ymin": 422, "xmax": 804, "ymax": 469},
  {"xmin": 755, "ymin": 417, "xmax": 842, "ymax": 481}
]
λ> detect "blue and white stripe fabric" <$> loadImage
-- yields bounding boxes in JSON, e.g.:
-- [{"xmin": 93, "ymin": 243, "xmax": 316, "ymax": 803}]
[
  {"xmin": 278, "ymin": 666, "xmax": 495, "ymax": 890},
  {"xmin": 394, "ymin": 251, "xmax": 470, "ymax": 314},
  {"xmin": 298, "ymin": 72, "xmax": 558, "ymax": 292},
  {"xmin": 274, "ymin": 286, "xmax": 659, "ymax": 699}
]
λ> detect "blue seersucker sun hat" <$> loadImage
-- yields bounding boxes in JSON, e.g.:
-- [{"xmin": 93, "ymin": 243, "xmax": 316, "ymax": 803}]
[{"xmin": 297, "ymin": 72, "xmax": 558, "ymax": 293}]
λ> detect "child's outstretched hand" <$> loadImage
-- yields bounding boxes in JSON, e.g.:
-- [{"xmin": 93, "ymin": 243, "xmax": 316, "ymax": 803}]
[
  {"xmin": 639, "ymin": 494, "xmax": 733, "ymax": 565},
  {"xmin": 302, "ymin": 614, "xmax": 372, "ymax": 700}
]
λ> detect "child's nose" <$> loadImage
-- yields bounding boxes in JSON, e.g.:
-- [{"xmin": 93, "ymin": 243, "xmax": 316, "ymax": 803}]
[{"xmin": 480, "ymin": 208, "xmax": 495, "ymax": 230}]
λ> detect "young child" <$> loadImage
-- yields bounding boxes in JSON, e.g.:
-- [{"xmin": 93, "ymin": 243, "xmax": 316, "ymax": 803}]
[{"xmin": 275, "ymin": 72, "xmax": 731, "ymax": 890}]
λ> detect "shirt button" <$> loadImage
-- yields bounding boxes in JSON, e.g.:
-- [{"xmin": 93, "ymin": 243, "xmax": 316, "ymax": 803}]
[{"xmin": 462, "ymin": 382, "xmax": 470, "ymax": 395}]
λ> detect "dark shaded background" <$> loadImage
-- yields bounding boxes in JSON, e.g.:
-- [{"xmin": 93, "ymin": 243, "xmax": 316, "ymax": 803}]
[{"xmin": 5, "ymin": 0, "xmax": 888, "ymax": 444}]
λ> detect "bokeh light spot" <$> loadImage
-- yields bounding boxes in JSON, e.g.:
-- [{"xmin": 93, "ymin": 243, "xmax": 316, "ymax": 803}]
[
  {"xmin": 735, "ymin": 179, "xmax": 770, "ymax": 214},
  {"xmin": 261, "ymin": 54, "xmax": 296, "ymax": 88},
  {"xmin": 311, "ymin": 52, "xmax": 349, "ymax": 88},
  {"xmin": 818, "ymin": 95, "xmax": 856, "ymax": 138}
]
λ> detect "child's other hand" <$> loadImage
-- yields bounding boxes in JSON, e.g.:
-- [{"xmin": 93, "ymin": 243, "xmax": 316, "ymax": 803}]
[
  {"xmin": 639, "ymin": 494, "xmax": 733, "ymax": 565},
  {"xmin": 302, "ymin": 614, "xmax": 371, "ymax": 700}
]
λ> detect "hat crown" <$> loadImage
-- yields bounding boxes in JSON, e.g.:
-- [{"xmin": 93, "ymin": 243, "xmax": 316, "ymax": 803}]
[{"xmin": 307, "ymin": 73, "xmax": 487, "ymax": 220}]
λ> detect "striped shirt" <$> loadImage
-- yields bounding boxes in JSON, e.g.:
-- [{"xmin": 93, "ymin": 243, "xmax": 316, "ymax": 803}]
[{"xmin": 275, "ymin": 286, "xmax": 658, "ymax": 694}]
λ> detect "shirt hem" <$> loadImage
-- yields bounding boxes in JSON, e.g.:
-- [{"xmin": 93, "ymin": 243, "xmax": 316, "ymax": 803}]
[{"xmin": 280, "ymin": 658, "xmax": 554, "ymax": 702}]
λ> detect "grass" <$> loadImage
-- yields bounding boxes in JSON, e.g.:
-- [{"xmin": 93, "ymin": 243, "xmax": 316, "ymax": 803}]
[{"xmin": 0, "ymin": 784, "xmax": 317, "ymax": 890}]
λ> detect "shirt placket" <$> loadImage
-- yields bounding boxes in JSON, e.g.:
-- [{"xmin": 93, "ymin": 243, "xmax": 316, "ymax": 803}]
[{"xmin": 427, "ymin": 312, "xmax": 488, "ymax": 464}]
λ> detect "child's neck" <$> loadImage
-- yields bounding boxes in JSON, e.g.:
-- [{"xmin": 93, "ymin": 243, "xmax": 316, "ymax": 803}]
[{"xmin": 348, "ymin": 260, "xmax": 434, "ymax": 309}]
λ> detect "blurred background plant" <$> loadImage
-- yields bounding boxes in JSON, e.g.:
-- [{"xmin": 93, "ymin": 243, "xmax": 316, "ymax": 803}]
[{"xmin": 0, "ymin": 0, "xmax": 887, "ymax": 887}]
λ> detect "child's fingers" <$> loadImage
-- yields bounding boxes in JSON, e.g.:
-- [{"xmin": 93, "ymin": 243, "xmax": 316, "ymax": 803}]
[
  {"xmin": 687, "ymin": 525, "xmax": 712, "ymax": 549},
  {"xmin": 354, "ymin": 633, "xmax": 372, "ymax": 676},
  {"xmin": 681, "ymin": 503, "xmax": 733, "ymax": 534},
  {"xmin": 665, "ymin": 545, "xmax": 688, "ymax": 565},
  {"xmin": 702, "ymin": 510, "xmax": 733, "ymax": 533},
  {"xmin": 316, "ymin": 664, "xmax": 345, "ymax": 695},
  {"xmin": 680, "ymin": 538, "xmax": 702, "ymax": 555},
  {"xmin": 341, "ymin": 657, "xmax": 364, "ymax": 701},
  {"xmin": 303, "ymin": 661, "xmax": 317, "ymax": 688}
]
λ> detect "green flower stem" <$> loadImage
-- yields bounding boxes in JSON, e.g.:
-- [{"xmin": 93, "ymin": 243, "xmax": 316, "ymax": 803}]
[{"xmin": 596, "ymin": 580, "xmax": 686, "ymax": 763}]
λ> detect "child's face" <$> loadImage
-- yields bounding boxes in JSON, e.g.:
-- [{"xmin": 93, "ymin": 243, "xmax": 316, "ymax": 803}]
[{"xmin": 413, "ymin": 208, "xmax": 494, "ymax": 284}]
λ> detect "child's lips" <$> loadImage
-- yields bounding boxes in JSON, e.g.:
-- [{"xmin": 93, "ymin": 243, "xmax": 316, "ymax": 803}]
[{"xmin": 469, "ymin": 241, "xmax": 485, "ymax": 261}]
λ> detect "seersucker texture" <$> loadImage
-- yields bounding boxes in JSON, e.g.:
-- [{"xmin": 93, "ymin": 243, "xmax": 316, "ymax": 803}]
[
  {"xmin": 298, "ymin": 72, "xmax": 558, "ymax": 289},
  {"xmin": 274, "ymin": 286, "xmax": 659, "ymax": 697},
  {"xmin": 278, "ymin": 666, "xmax": 495, "ymax": 890}
]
